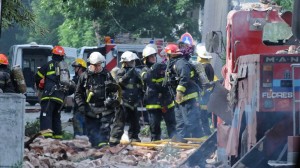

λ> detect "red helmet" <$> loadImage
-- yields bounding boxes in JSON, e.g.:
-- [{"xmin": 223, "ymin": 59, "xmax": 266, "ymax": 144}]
[
  {"xmin": 0, "ymin": 54, "xmax": 9, "ymax": 65},
  {"xmin": 52, "ymin": 46, "xmax": 65, "ymax": 56},
  {"xmin": 164, "ymin": 44, "xmax": 182, "ymax": 55}
]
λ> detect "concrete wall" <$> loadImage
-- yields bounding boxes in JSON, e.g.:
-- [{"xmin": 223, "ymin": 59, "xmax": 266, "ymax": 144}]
[{"xmin": 0, "ymin": 94, "xmax": 25, "ymax": 167}]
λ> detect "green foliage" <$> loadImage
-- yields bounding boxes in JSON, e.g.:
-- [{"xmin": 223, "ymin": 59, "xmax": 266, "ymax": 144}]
[
  {"xmin": 26, "ymin": 0, "xmax": 65, "ymax": 45},
  {"xmin": 62, "ymin": 131, "xmax": 74, "ymax": 140},
  {"xmin": 1, "ymin": 0, "xmax": 35, "ymax": 29},
  {"xmin": 274, "ymin": 0, "xmax": 293, "ymax": 11},
  {"xmin": 11, "ymin": 161, "xmax": 23, "ymax": 168},
  {"xmin": 140, "ymin": 125, "xmax": 150, "ymax": 136},
  {"xmin": 25, "ymin": 119, "xmax": 40, "ymax": 136},
  {"xmin": 58, "ymin": 19, "xmax": 97, "ymax": 47},
  {"xmin": 160, "ymin": 121, "xmax": 169, "ymax": 139},
  {"xmin": 24, "ymin": 0, "xmax": 203, "ymax": 46}
]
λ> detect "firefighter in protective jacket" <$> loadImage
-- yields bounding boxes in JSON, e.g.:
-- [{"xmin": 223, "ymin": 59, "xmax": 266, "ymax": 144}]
[
  {"xmin": 71, "ymin": 58, "xmax": 87, "ymax": 137},
  {"xmin": 0, "ymin": 54, "xmax": 16, "ymax": 93},
  {"xmin": 74, "ymin": 52, "xmax": 119, "ymax": 147},
  {"xmin": 164, "ymin": 44, "xmax": 202, "ymax": 141},
  {"xmin": 35, "ymin": 46, "xmax": 72, "ymax": 139},
  {"xmin": 141, "ymin": 46, "xmax": 176, "ymax": 141},
  {"xmin": 115, "ymin": 51, "xmax": 143, "ymax": 142},
  {"xmin": 196, "ymin": 44, "xmax": 215, "ymax": 136}
]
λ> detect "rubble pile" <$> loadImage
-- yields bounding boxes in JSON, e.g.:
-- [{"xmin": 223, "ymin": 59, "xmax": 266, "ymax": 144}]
[{"xmin": 23, "ymin": 136, "xmax": 200, "ymax": 168}]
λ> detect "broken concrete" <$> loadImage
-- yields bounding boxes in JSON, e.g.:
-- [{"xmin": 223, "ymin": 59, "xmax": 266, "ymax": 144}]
[{"xmin": 23, "ymin": 136, "xmax": 199, "ymax": 167}]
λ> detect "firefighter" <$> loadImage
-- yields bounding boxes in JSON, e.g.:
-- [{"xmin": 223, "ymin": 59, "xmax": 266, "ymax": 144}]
[
  {"xmin": 115, "ymin": 51, "xmax": 143, "ymax": 142},
  {"xmin": 196, "ymin": 44, "xmax": 215, "ymax": 135},
  {"xmin": 71, "ymin": 58, "xmax": 87, "ymax": 137},
  {"xmin": 141, "ymin": 46, "xmax": 176, "ymax": 141},
  {"xmin": 74, "ymin": 52, "xmax": 119, "ymax": 147},
  {"xmin": 164, "ymin": 44, "xmax": 202, "ymax": 142},
  {"xmin": 0, "ymin": 54, "xmax": 16, "ymax": 93},
  {"xmin": 35, "ymin": 46, "xmax": 72, "ymax": 139}
]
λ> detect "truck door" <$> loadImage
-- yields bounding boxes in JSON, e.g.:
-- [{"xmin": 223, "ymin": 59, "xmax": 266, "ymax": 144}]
[{"xmin": 22, "ymin": 48, "xmax": 52, "ymax": 87}]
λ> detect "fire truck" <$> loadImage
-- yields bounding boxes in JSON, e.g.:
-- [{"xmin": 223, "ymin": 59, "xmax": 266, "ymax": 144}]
[{"xmin": 183, "ymin": 1, "xmax": 300, "ymax": 167}]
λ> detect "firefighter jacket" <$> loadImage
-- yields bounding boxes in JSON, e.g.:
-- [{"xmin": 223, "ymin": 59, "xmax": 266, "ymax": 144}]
[
  {"xmin": 169, "ymin": 57, "xmax": 200, "ymax": 103},
  {"xmin": 200, "ymin": 62, "xmax": 215, "ymax": 110},
  {"xmin": 116, "ymin": 67, "xmax": 143, "ymax": 109},
  {"xmin": 35, "ymin": 60, "xmax": 68, "ymax": 104},
  {"xmin": 0, "ymin": 67, "xmax": 15, "ymax": 93},
  {"xmin": 74, "ymin": 68, "xmax": 115, "ymax": 118},
  {"xmin": 141, "ymin": 63, "xmax": 174, "ymax": 111}
]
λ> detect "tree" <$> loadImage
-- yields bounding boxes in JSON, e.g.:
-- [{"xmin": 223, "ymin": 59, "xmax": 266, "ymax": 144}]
[
  {"xmin": 274, "ymin": 0, "xmax": 293, "ymax": 11},
  {"xmin": 1, "ymin": 0, "xmax": 35, "ymax": 29},
  {"xmin": 26, "ymin": 0, "xmax": 204, "ymax": 47}
]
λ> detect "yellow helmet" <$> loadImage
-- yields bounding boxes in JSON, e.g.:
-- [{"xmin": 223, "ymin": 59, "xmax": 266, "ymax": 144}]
[{"xmin": 72, "ymin": 58, "xmax": 87, "ymax": 69}]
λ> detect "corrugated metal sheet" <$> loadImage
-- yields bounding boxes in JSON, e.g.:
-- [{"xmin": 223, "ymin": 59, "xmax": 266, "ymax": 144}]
[{"xmin": 202, "ymin": 0, "xmax": 231, "ymax": 79}]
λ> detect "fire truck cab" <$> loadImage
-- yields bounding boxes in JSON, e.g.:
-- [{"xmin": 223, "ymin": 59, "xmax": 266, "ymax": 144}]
[{"xmin": 209, "ymin": 2, "xmax": 300, "ymax": 167}]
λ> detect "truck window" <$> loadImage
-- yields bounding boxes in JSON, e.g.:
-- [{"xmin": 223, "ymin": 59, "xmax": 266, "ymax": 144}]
[{"xmin": 263, "ymin": 22, "xmax": 293, "ymax": 45}]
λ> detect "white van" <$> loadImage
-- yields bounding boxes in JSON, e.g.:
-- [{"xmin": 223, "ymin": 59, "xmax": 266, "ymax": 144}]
[{"xmin": 8, "ymin": 43, "xmax": 53, "ymax": 106}]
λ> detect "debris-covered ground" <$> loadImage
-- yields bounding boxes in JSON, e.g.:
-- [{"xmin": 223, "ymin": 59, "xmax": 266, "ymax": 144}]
[
  {"xmin": 23, "ymin": 109, "xmax": 210, "ymax": 167},
  {"xmin": 23, "ymin": 135, "xmax": 205, "ymax": 168}
]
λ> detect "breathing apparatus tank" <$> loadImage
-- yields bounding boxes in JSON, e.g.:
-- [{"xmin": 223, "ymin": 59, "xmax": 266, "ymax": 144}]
[
  {"xmin": 191, "ymin": 61, "xmax": 210, "ymax": 86},
  {"xmin": 55, "ymin": 61, "xmax": 70, "ymax": 89},
  {"xmin": 11, "ymin": 65, "xmax": 27, "ymax": 93}
]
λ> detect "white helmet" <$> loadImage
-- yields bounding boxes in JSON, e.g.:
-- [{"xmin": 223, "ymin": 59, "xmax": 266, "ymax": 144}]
[
  {"xmin": 145, "ymin": 44, "xmax": 158, "ymax": 52},
  {"xmin": 88, "ymin": 52, "xmax": 105, "ymax": 64},
  {"xmin": 120, "ymin": 51, "xmax": 139, "ymax": 63},
  {"xmin": 142, "ymin": 47, "xmax": 157, "ymax": 59},
  {"xmin": 196, "ymin": 44, "xmax": 212, "ymax": 59}
]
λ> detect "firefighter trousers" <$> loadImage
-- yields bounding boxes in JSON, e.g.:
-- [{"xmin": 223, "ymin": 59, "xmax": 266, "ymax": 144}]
[
  {"xmin": 124, "ymin": 106, "xmax": 141, "ymax": 140},
  {"xmin": 40, "ymin": 100, "xmax": 63, "ymax": 138},
  {"xmin": 199, "ymin": 109, "xmax": 212, "ymax": 136},
  {"xmin": 174, "ymin": 99, "xmax": 201, "ymax": 139},
  {"xmin": 109, "ymin": 106, "xmax": 126, "ymax": 145},
  {"xmin": 85, "ymin": 110, "xmax": 114, "ymax": 147},
  {"xmin": 148, "ymin": 108, "xmax": 176, "ymax": 141},
  {"xmin": 73, "ymin": 111, "xmax": 87, "ymax": 137}
]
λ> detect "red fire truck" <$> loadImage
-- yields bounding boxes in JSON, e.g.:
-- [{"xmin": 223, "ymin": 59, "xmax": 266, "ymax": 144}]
[{"xmin": 183, "ymin": 1, "xmax": 300, "ymax": 167}]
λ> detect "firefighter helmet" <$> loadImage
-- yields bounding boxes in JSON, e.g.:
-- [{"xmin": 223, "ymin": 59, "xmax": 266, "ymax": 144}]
[
  {"xmin": 145, "ymin": 44, "xmax": 158, "ymax": 52},
  {"xmin": 88, "ymin": 52, "xmax": 105, "ymax": 64},
  {"xmin": 72, "ymin": 58, "xmax": 87, "ymax": 69},
  {"xmin": 196, "ymin": 44, "xmax": 212, "ymax": 59},
  {"xmin": 0, "ymin": 54, "xmax": 9, "ymax": 65},
  {"xmin": 164, "ymin": 44, "xmax": 182, "ymax": 55},
  {"xmin": 142, "ymin": 47, "xmax": 157, "ymax": 59},
  {"xmin": 52, "ymin": 46, "xmax": 65, "ymax": 56},
  {"xmin": 120, "ymin": 51, "xmax": 138, "ymax": 62}
]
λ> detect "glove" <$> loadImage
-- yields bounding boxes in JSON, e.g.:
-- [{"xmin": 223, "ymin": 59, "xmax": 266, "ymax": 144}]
[
  {"xmin": 78, "ymin": 105, "xmax": 86, "ymax": 113},
  {"xmin": 38, "ymin": 78, "xmax": 45, "ymax": 90},
  {"xmin": 161, "ymin": 106, "xmax": 167, "ymax": 113},
  {"xmin": 176, "ymin": 91, "xmax": 184, "ymax": 104}
]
